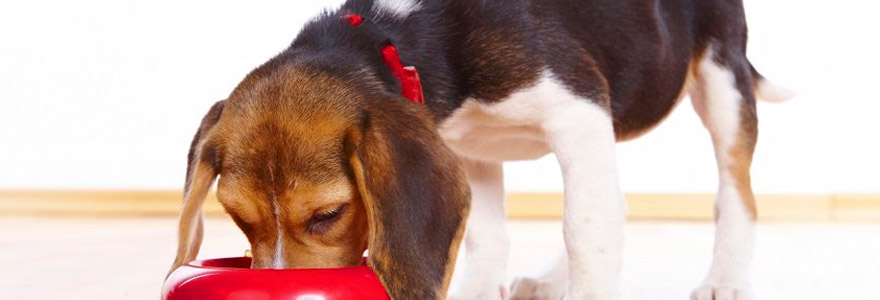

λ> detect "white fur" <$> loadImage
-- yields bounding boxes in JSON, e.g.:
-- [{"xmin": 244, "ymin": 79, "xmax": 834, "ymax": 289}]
[
  {"xmin": 439, "ymin": 82, "xmax": 554, "ymax": 162},
  {"xmin": 510, "ymin": 251, "xmax": 569, "ymax": 300},
  {"xmin": 267, "ymin": 164, "xmax": 285, "ymax": 269},
  {"xmin": 691, "ymin": 50, "xmax": 741, "ymax": 152},
  {"xmin": 690, "ymin": 49, "xmax": 757, "ymax": 300},
  {"xmin": 756, "ymin": 79, "xmax": 795, "ymax": 103},
  {"xmin": 542, "ymin": 84, "xmax": 624, "ymax": 300},
  {"xmin": 441, "ymin": 72, "xmax": 625, "ymax": 300},
  {"xmin": 373, "ymin": 0, "xmax": 421, "ymax": 19},
  {"xmin": 273, "ymin": 201, "xmax": 284, "ymax": 269},
  {"xmin": 449, "ymin": 159, "xmax": 509, "ymax": 300}
]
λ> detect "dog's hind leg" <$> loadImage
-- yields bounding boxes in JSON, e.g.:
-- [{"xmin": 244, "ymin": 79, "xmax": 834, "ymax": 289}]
[
  {"xmin": 449, "ymin": 159, "xmax": 510, "ymax": 300},
  {"xmin": 689, "ymin": 46, "xmax": 760, "ymax": 300}
]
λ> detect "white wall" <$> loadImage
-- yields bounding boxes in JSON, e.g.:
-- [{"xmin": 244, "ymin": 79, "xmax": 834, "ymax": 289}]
[{"xmin": 1, "ymin": 0, "xmax": 878, "ymax": 194}]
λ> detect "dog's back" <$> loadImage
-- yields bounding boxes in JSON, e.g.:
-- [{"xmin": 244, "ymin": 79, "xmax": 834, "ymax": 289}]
[
  {"xmin": 440, "ymin": 0, "xmax": 766, "ymax": 136},
  {"xmin": 172, "ymin": 1, "xmax": 792, "ymax": 299}
]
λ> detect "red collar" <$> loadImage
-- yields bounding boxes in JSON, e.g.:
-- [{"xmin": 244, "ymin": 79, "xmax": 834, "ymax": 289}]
[{"xmin": 345, "ymin": 14, "xmax": 425, "ymax": 105}]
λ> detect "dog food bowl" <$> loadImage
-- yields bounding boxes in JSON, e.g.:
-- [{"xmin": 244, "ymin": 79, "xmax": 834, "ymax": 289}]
[{"xmin": 162, "ymin": 257, "xmax": 390, "ymax": 300}]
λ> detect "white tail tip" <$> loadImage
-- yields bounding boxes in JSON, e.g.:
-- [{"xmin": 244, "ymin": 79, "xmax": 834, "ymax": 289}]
[{"xmin": 756, "ymin": 79, "xmax": 796, "ymax": 102}]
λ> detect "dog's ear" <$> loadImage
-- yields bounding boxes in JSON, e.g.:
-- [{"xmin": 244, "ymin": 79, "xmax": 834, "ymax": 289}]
[
  {"xmin": 345, "ymin": 101, "xmax": 470, "ymax": 299},
  {"xmin": 168, "ymin": 100, "xmax": 226, "ymax": 277}
]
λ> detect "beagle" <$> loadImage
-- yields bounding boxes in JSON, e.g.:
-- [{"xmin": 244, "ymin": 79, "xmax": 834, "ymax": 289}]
[{"xmin": 169, "ymin": 0, "xmax": 792, "ymax": 300}]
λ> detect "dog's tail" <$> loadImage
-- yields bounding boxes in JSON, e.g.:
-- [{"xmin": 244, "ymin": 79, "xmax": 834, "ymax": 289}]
[{"xmin": 750, "ymin": 62, "xmax": 795, "ymax": 102}]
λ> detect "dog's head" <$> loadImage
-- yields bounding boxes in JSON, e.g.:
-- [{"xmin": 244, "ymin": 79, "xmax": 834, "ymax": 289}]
[{"xmin": 169, "ymin": 62, "xmax": 469, "ymax": 298}]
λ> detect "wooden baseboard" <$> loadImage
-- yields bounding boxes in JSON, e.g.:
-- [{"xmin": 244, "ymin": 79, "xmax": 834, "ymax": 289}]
[
  {"xmin": 1, "ymin": 190, "xmax": 878, "ymax": 222},
  {"xmin": 504, "ymin": 193, "xmax": 853, "ymax": 221}
]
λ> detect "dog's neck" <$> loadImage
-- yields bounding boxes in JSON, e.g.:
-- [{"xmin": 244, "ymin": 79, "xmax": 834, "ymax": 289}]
[{"xmin": 279, "ymin": 0, "xmax": 477, "ymax": 121}]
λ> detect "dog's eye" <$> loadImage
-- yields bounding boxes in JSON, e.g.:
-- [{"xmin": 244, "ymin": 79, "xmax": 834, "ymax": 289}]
[
  {"xmin": 308, "ymin": 204, "xmax": 347, "ymax": 234},
  {"xmin": 313, "ymin": 206, "xmax": 343, "ymax": 222}
]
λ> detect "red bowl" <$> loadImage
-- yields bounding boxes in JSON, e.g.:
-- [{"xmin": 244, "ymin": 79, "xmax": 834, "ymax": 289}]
[{"xmin": 162, "ymin": 257, "xmax": 390, "ymax": 300}]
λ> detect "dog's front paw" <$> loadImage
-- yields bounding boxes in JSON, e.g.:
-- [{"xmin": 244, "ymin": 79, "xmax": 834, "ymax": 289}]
[
  {"xmin": 509, "ymin": 277, "xmax": 566, "ymax": 300},
  {"xmin": 691, "ymin": 283, "xmax": 756, "ymax": 300},
  {"xmin": 449, "ymin": 283, "xmax": 507, "ymax": 300}
]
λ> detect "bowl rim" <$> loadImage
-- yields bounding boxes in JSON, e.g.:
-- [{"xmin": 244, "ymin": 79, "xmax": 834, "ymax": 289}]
[
  {"xmin": 164, "ymin": 256, "xmax": 390, "ymax": 300},
  {"xmin": 184, "ymin": 256, "xmax": 373, "ymax": 272}
]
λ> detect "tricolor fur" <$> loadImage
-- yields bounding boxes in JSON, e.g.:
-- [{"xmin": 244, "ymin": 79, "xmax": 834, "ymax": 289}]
[{"xmin": 169, "ymin": 0, "xmax": 791, "ymax": 299}]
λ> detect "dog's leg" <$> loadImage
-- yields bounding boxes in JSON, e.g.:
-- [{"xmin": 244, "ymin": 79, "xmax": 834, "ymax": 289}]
[
  {"xmin": 510, "ymin": 250, "xmax": 568, "ymax": 300},
  {"xmin": 689, "ymin": 48, "xmax": 759, "ymax": 300},
  {"xmin": 450, "ymin": 159, "xmax": 509, "ymax": 300},
  {"xmin": 545, "ymin": 99, "xmax": 625, "ymax": 300}
]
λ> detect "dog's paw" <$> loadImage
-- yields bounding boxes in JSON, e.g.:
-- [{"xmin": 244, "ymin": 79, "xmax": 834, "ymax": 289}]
[
  {"xmin": 691, "ymin": 284, "xmax": 756, "ymax": 300},
  {"xmin": 449, "ymin": 284, "xmax": 507, "ymax": 300},
  {"xmin": 509, "ymin": 277, "xmax": 566, "ymax": 300}
]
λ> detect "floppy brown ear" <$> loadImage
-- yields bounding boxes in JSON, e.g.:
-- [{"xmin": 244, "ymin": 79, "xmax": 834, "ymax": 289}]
[
  {"xmin": 346, "ymin": 101, "xmax": 470, "ymax": 300},
  {"xmin": 168, "ymin": 100, "xmax": 226, "ymax": 277}
]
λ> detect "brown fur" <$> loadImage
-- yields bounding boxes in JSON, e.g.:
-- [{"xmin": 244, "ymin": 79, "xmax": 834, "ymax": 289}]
[
  {"xmin": 729, "ymin": 94, "xmax": 759, "ymax": 219},
  {"xmin": 454, "ymin": 25, "xmax": 543, "ymax": 102},
  {"xmin": 171, "ymin": 62, "xmax": 470, "ymax": 299},
  {"xmin": 345, "ymin": 91, "xmax": 470, "ymax": 299},
  {"xmin": 689, "ymin": 46, "xmax": 761, "ymax": 221},
  {"xmin": 169, "ymin": 0, "xmax": 778, "ymax": 296}
]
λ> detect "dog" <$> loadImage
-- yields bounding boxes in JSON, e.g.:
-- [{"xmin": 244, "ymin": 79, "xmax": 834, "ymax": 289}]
[{"xmin": 169, "ymin": 0, "xmax": 793, "ymax": 299}]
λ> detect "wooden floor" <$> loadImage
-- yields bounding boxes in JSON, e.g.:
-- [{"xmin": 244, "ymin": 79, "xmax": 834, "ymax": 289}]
[{"xmin": 1, "ymin": 217, "xmax": 878, "ymax": 300}]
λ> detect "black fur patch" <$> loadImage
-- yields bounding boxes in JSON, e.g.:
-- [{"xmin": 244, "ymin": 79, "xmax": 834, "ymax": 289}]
[{"xmin": 276, "ymin": 0, "xmax": 757, "ymax": 139}]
